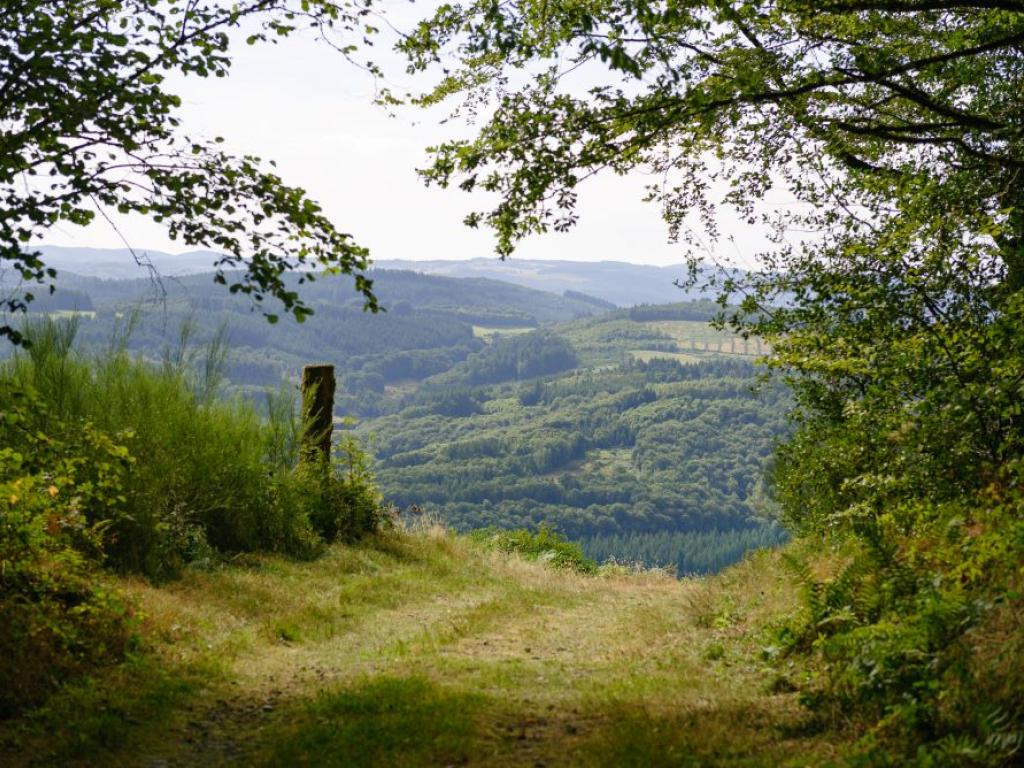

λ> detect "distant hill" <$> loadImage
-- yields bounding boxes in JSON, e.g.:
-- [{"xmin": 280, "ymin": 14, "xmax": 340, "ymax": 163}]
[
  {"xmin": 10, "ymin": 259, "xmax": 784, "ymax": 571},
  {"xmin": 39, "ymin": 267, "xmax": 608, "ymax": 326},
  {"xmin": 29, "ymin": 245, "xmax": 225, "ymax": 279},
  {"xmin": 373, "ymin": 257, "xmax": 711, "ymax": 306},
  {"xmin": 29, "ymin": 246, "xmax": 728, "ymax": 306},
  {"xmin": 10, "ymin": 268, "xmax": 609, "ymax": 403},
  {"xmin": 361, "ymin": 307, "xmax": 784, "ymax": 543}
]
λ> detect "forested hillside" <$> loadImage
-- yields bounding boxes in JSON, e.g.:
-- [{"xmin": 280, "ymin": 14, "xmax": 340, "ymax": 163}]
[
  {"xmin": 13, "ymin": 269, "xmax": 606, "ymax": 411},
  {"xmin": 367, "ymin": 358, "xmax": 785, "ymax": 538},
  {"xmin": 15, "ymin": 269, "xmax": 787, "ymax": 573},
  {"xmin": 360, "ymin": 306, "xmax": 787, "ymax": 572}
]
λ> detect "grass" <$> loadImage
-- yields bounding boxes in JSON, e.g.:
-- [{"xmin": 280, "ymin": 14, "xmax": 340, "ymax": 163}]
[
  {"xmin": 628, "ymin": 349, "xmax": 702, "ymax": 363},
  {"xmin": 0, "ymin": 527, "xmax": 847, "ymax": 767},
  {"xmin": 645, "ymin": 320, "xmax": 770, "ymax": 357},
  {"xmin": 265, "ymin": 676, "xmax": 484, "ymax": 767},
  {"xmin": 557, "ymin": 315, "xmax": 769, "ymax": 367},
  {"xmin": 2, "ymin": 317, "xmax": 383, "ymax": 580},
  {"xmin": 1, "ymin": 318, "xmax": 311, "ymax": 575},
  {"xmin": 471, "ymin": 325, "xmax": 535, "ymax": 340},
  {"xmin": 469, "ymin": 525, "xmax": 598, "ymax": 573}
]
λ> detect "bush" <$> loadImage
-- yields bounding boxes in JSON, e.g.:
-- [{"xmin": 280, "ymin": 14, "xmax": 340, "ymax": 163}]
[
  {"xmin": 0, "ymin": 392, "xmax": 137, "ymax": 716},
  {"xmin": 470, "ymin": 524, "xmax": 597, "ymax": 574},
  {"xmin": 1, "ymin": 318, "xmax": 382, "ymax": 578},
  {"xmin": 0, "ymin": 318, "xmax": 388, "ymax": 715},
  {"xmin": 777, "ymin": 500, "xmax": 1024, "ymax": 764},
  {"xmin": 759, "ymin": 271, "xmax": 1024, "ymax": 762},
  {"xmin": 282, "ymin": 435, "xmax": 385, "ymax": 544}
]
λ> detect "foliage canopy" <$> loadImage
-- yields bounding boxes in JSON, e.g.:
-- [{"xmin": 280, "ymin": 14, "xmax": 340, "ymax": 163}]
[
  {"xmin": 398, "ymin": 2, "xmax": 1024, "ymax": 503},
  {"xmin": 1, "ymin": 0, "xmax": 382, "ymax": 344},
  {"xmin": 400, "ymin": 0, "xmax": 1024, "ymax": 263},
  {"xmin": 397, "ymin": 0, "xmax": 1024, "ymax": 541}
]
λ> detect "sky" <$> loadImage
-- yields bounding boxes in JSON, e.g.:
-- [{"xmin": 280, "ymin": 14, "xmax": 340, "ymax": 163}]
[{"xmin": 40, "ymin": 6, "xmax": 777, "ymax": 269}]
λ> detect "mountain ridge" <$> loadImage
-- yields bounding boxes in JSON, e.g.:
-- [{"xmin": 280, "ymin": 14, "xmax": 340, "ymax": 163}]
[{"xmin": 27, "ymin": 246, "xmax": 719, "ymax": 306}]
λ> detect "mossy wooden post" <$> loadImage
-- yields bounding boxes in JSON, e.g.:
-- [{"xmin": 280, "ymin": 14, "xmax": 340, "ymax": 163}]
[{"xmin": 301, "ymin": 364, "xmax": 336, "ymax": 464}]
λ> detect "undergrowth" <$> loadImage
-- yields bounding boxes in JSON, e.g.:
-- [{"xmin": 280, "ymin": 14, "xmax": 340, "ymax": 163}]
[
  {"xmin": 0, "ymin": 317, "xmax": 385, "ymax": 715},
  {"xmin": 0, "ymin": 390, "xmax": 138, "ymax": 716},
  {"xmin": 772, "ymin": 485, "xmax": 1024, "ymax": 764}
]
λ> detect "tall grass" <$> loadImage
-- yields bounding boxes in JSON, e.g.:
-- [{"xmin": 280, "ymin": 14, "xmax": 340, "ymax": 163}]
[
  {"xmin": 469, "ymin": 524, "xmax": 598, "ymax": 573},
  {"xmin": 0, "ymin": 316, "xmax": 385, "ymax": 714},
  {"xmin": 1, "ymin": 317, "xmax": 378, "ymax": 578}
]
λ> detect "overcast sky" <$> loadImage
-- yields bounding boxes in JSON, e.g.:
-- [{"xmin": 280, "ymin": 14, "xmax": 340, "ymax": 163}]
[{"xmin": 41, "ymin": 7, "xmax": 778, "ymax": 268}]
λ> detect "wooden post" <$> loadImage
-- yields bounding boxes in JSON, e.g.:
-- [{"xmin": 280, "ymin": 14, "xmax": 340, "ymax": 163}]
[{"xmin": 301, "ymin": 364, "xmax": 335, "ymax": 463}]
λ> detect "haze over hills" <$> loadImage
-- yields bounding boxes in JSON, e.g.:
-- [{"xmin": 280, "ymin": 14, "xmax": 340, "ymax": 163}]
[
  {"xmin": 28, "ymin": 245, "xmax": 227, "ymax": 279},
  {"xmin": 372, "ymin": 257, "xmax": 708, "ymax": 306},
  {"xmin": 27, "ymin": 246, "xmax": 721, "ymax": 307}
]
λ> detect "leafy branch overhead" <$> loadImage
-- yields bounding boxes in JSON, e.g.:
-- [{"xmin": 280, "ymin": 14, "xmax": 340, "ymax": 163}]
[
  {"xmin": 398, "ymin": 0, "xmax": 1024, "ymax": 272},
  {"xmin": 1, "ymin": 0, "xmax": 382, "ymax": 344}
]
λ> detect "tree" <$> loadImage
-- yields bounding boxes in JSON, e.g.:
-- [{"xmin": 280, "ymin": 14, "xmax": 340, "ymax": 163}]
[
  {"xmin": 394, "ymin": 1, "xmax": 1024, "ymax": 493},
  {"xmin": 397, "ymin": 3, "xmax": 1024, "ymax": 755},
  {"xmin": 1, "ymin": 0, "xmax": 381, "ymax": 344},
  {"xmin": 398, "ymin": 1, "xmax": 1023, "ymax": 260}
]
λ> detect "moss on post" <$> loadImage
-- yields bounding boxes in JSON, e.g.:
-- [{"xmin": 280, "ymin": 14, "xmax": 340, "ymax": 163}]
[{"xmin": 301, "ymin": 364, "xmax": 336, "ymax": 463}]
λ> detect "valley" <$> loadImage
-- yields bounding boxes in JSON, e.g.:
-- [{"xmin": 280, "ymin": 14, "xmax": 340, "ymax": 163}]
[{"xmin": 20, "ymin": 259, "xmax": 788, "ymax": 575}]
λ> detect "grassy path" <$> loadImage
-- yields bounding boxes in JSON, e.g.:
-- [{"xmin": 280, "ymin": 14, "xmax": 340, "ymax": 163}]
[{"xmin": 2, "ymin": 529, "xmax": 842, "ymax": 766}]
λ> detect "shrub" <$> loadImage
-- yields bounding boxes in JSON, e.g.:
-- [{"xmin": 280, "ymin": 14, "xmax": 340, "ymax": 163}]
[
  {"xmin": 0, "ymin": 318, "xmax": 387, "ymax": 715},
  {"xmin": 280, "ymin": 435, "xmax": 386, "ymax": 544},
  {"xmin": 778, "ymin": 500, "xmax": 1024, "ymax": 764},
  {"xmin": 0, "ymin": 391, "xmax": 137, "ymax": 716},
  {"xmin": 1, "ymin": 318, "xmax": 381, "ymax": 578},
  {"xmin": 470, "ymin": 524, "xmax": 597, "ymax": 573}
]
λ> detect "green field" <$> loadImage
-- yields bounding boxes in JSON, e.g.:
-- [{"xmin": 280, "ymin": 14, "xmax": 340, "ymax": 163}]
[
  {"xmin": 472, "ymin": 325, "xmax": 536, "ymax": 340},
  {"xmin": 644, "ymin": 320, "xmax": 769, "ymax": 356},
  {"xmin": 628, "ymin": 349, "xmax": 702, "ymax": 363}
]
